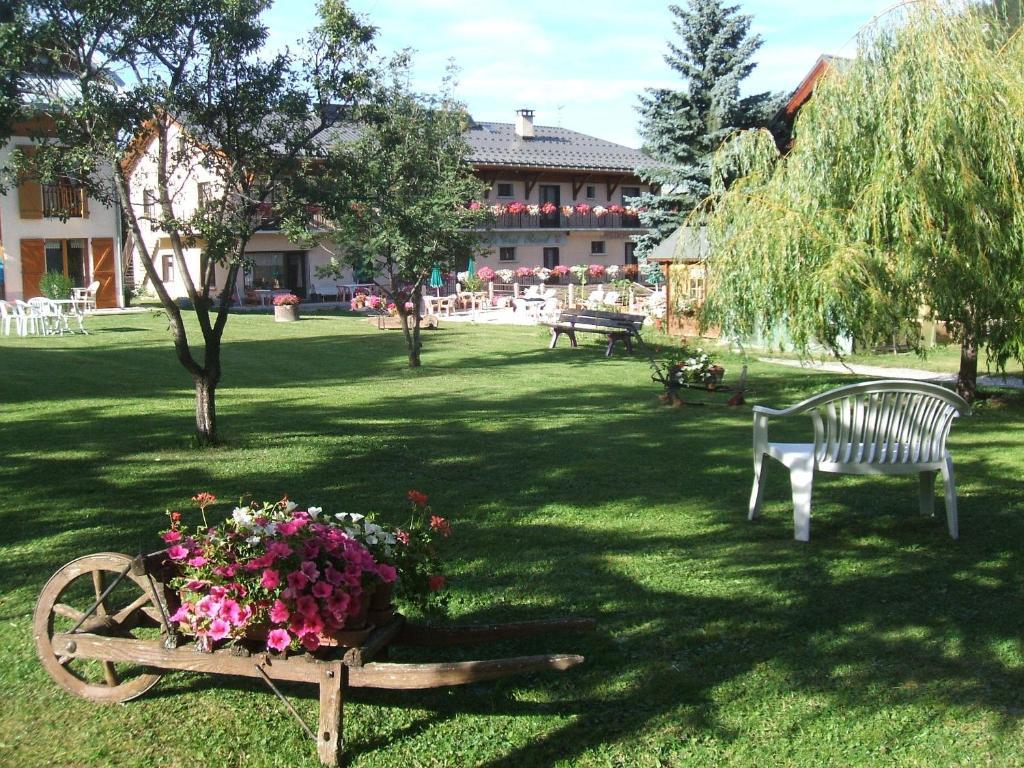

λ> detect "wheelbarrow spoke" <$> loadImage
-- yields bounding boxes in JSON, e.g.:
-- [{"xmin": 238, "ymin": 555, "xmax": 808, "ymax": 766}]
[{"xmin": 52, "ymin": 603, "xmax": 85, "ymax": 621}]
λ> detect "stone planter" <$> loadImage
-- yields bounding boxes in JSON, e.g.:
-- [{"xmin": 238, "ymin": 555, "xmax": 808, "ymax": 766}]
[{"xmin": 274, "ymin": 304, "xmax": 300, "ymax": 322}]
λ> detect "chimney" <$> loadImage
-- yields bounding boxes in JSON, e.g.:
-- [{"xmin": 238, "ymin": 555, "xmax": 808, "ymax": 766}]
[{"xmin": 515, "ymin": 108, "xmax": 535, "ymax": 139}]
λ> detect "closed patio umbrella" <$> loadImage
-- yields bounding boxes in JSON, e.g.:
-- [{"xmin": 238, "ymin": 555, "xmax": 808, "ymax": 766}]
[
  {"xmin": 466, "ymin": 255, "xmax": 476, "ymax": 278},
  {"xmin": 429, "ymin": 264, "xmax": 444, "ymax": 296}
]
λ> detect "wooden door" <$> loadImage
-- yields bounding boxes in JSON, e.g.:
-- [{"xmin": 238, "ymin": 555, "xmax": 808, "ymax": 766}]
[
  {"xmin": 20, "ymin": 239, "xmax": 45, "ymax": 298},
  {"xmin": 91, "ymin": 238, "xmax": 117, "ymax": 308},
  {"xmin": 542, "ymin": 247, "xmax": 560, "ymax": 269}
]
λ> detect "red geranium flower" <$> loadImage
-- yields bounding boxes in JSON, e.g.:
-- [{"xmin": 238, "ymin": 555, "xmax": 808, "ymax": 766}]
[
  {"xmin": 428, "ymin": 574, "xmax": 446, "ymax": 591},
  {"xmin": 407, "ymin": 490, "xmax": 429, "ymax": 507}
]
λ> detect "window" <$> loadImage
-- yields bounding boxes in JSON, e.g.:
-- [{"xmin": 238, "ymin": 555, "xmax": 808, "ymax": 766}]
[
  {"xmin": 621, "ymin": 186, "xmax": 640, "ymax": 204},
  {"xmin": 197, "ymin": 182, "xmax": 211, "ymax": 206},
  {"xmin": 496, "ymin": 183, "xmax": 514, "ymax": 198},
  {"xmin": 175, "ymin": 132, "xmax": 187, "ymax": 156},
  {"xmin": 161, "ymin": 254, "xmax": 175, "ymax": 283},
  {"xmin": 43, "ymin": 239, "xmax": 87, "ymax": 287},
  {"xmin": 590, "ymin": 241, "xmax": 606, "ymax": 256},
  {"xmin": 586, "ymin": 185, "xmax": 596, "ymax": 199},
  {"xmin": 143, "ymin": 189, "xmax": 155, "ymax": 219},
  {"xmin": 688, "ymin": 275, "xmax": 705, "ymax": 300},
  {"xmin": 499, "ymin": 247, "xmax": 516, "ymax": 261}
]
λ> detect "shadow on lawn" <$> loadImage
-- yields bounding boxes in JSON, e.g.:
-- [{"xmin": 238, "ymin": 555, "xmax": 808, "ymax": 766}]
[{"xmin": 3, "ymin": 332, "xmax": 1024, "ymax": 765}]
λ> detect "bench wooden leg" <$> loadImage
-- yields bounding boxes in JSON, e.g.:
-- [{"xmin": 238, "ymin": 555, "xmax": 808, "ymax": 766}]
[
  {"xmin": 317, "ymin": 662, "xmax": 346, "ymax": 766},
  {"xmin": 605, "ymin": 336, "xmax": 616, "ymax": 357},
  {"xmin": 567, "ymin": 330, "xmax": 578, "ymax": 348},
  {"xmin": 549, "ymin": 329, "xmax": 560, "ymax": 349}
]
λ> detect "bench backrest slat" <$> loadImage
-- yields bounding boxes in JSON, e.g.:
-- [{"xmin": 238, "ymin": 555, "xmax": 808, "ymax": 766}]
[{"xmin": 806, "ymin": 384, "xmax": 966, "ymax": 466}]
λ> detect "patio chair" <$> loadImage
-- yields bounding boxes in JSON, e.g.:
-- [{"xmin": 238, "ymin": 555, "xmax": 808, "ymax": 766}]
[
  {"xmin": 0, "ymin": 300, "xmax": 16, "ymax": 336},
  {"xmin": 29, "ymin": 297, "xmax": 62, "ymax": 334},
  {"xmin": 584, "ymin": 289, "xmax": 605, "ymax": 310},
  {"xmin": 748, "ymin": 380, "xmax": 971, "ymax": 541},
  {"xmin": 15, "ymin": 300, "xmax": 42, "ymax": 335},
  {"xmin": 71, "ymin": 281, "xmax": 100, "ymax": 313}
]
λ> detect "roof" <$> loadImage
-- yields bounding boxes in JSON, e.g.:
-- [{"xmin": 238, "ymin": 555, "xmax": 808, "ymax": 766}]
[
  {"xmin": 648, "ymin": 226, "xmax": 708, "ymax": 263},
  {"xmin": 124, "ymin": 110, "xmax": 646, "ymax": 177},
  {"xmin": 464, "ymin": 121, "xmax": 644, "ymax": 173},
  {"xmin": 779, "ymin": 54, "xmax": 854, "ymax": 122}
]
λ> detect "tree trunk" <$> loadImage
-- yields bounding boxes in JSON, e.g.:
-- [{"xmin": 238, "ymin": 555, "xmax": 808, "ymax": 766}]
[
  {"xmin": 956, "ymin": 336, "xmax": 978, "ymax": 403},
  {"xmin": 194, "ymin": 375, "xmax": 218, "ymax": 445}
]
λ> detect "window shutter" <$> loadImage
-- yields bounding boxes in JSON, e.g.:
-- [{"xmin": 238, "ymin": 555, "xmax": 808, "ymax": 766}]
[
  {"xmin": 90, "ymin": 237, "xmax": 117, "ymax": 308},
  {"xmin": 16, "ymin": 145, "xmax": 42, "ymax": 220},
  {"xmin": 81, "ymin": 187, "xmax": 89, "ymax": 218},
  {"xmin": 20, "ymin": 239, "xmax": 45, "ymax": 297}
]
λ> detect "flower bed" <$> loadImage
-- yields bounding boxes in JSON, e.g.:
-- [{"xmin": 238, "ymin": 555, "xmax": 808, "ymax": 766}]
[{"xmin": 162, "ymin": 491, "xmax": 450, "ymax": 653}]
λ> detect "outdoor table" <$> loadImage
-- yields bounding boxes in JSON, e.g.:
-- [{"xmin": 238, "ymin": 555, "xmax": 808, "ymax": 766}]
[
  {"xmin": 336, "ymin": 283, "xmax": 377, "ymax": 302},
  {"xmin": 252, "ymin": 289, "xmax": 291, "ymax": 306}
]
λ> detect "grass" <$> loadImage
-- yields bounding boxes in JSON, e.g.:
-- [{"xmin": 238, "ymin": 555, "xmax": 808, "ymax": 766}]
[{"xmin": 2, "ymin": 312, "xmax": 1024, "ymax": 767}]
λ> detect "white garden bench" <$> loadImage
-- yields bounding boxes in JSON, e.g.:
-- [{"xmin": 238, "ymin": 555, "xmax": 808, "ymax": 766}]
[{"xmin": 748, "ymin": 380, "xmax": 971, "ymax": 541}]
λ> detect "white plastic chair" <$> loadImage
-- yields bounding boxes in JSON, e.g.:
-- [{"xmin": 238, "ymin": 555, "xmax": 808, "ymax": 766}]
[
  {"xmin": 16, "ymin": 300, "xmax": 44, "ymax": 335},
  {"xmin": 584, "ymin": 289, "xmax": 605, "ymax": 310},
  {"xmin": 748, "ymin": 380, "xmax": 971, "ymax": 541},
  {"xmin": 28, "ymin": 297, "xmax": 63, "ymax": 335},
  {"xmin": 0, "ymin": 300, "xmax": 15, "ymax": 336}
]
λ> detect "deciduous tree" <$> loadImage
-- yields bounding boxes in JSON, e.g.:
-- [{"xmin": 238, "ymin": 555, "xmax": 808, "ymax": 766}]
[
  {"xmin": 700, "ymin": 3, "xmax": 1024, "ymax": 401},
  {"xmin": 3, "ymin": 0, "xmax": 376, "ymax": 443}
]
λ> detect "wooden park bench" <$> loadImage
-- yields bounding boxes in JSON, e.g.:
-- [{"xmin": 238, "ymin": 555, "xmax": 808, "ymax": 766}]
[{"xmin": 543, "ymin": 309, "xmax": 646, "ymax": 357}]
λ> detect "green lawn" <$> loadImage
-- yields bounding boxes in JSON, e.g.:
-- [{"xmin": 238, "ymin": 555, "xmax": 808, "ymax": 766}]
[{"xmin": 2, "ymin": 312, "xmax": 1023, "ymax": 767}]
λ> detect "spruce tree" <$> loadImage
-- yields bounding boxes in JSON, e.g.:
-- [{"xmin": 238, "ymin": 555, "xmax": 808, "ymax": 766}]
[{"xmin": 633, "ymin": 1, "xmax": 777, "ymax": 278}]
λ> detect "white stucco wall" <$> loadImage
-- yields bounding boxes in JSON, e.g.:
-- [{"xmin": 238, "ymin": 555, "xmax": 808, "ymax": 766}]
[{"xmin": 0, "ymin": 137, "xmax": 121, "ymax": 303}]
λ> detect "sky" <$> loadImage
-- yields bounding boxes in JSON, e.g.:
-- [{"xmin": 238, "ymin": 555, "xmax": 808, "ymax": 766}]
[{"xmin": 263, "ymin": 1, "xmax": 899, "ymax": 148}]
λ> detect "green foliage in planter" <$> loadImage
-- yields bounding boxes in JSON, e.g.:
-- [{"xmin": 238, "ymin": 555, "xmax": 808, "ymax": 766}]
[{"xmin": 38, "ymin": 271, "xmax": 73, "ymax": 300}]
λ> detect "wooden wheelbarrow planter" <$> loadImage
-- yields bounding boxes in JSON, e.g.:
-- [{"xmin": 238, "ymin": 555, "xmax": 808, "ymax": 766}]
[{"xmin": 34, "ymin": 553, "xmax": 594, "ymax": 766}]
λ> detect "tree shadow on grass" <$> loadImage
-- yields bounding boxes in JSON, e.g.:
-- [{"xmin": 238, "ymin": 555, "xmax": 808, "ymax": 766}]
[{"xmin": 4, "ymin": 326, "xmax": 1024, "ymax": 765}]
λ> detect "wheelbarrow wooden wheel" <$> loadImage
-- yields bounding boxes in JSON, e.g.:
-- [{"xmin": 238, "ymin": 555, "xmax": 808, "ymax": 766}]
[{"xmin": 34, "ymin": 552, "xmax": 167, "ymax": 703}]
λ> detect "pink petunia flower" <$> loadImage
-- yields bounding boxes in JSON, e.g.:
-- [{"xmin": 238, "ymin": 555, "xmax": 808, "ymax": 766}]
[
  {"xmin": 162, "ymin": 530, "xmax": 182, "ymax": 543},
  {"xmin": 208, "ymin": 618, "xmax": 230, "ymax": 641},
  {"xmin": 323, "ymin": 566, "xmax": 343, "ymax": 586},
  {"xmin": 167, "ymin": 545, "xmax": 189, "ymax": 560},
  {"xmin": 296, "ymin": 595, "xmax": 319, "ymax": 618},
  {"xmin": 286, "ymin": 571, "xmax": 309, "ymax": 592},
  {"xmin": 269, "ymin": 599, "xmax": 290, "ymax": 624},
  {"xmin": 300, "ymin": 560, "xmax": 320, "ymax": 582},
  {"xmin": 301, "ymin": 633, "xmax": 321, "ymax": 652},
  {"xmin": 187, "ymin": 556, "xmax": 209, "ymax": 568},
  {"xmin": 266, "ymin": 628, "xmax": 291, "ymax": 652},
  {"xmin": 311, "ymin": 581, "xmax": 333, "ymax": 599},
  {"xmin": 261, "ymin": 569, "xmax": 280, "ymax": 590},
  {"xmin": 376, "ymin": 563, "xmax": 397, "ymax": 583}
]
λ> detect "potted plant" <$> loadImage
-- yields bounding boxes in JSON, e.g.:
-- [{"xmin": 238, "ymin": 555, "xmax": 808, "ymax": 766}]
[{"xmin": 273, "ymin": 293, "xmax": 301, "ymax": 321}]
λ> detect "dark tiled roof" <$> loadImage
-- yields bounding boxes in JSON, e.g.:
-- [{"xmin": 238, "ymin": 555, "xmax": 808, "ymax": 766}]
[{"xmin": 465, "ymin": 121, "xmax": 644, "ymax": 173}]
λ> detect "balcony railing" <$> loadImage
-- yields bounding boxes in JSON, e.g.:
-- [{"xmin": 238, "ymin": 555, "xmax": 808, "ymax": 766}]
[
  {"xmin": 42, "ymin": 183, "xmax": 84, "ymax": 218},
  {"xmin": 483, "ymin": 212, "xmax": 644, "ymax": 230},
  {"xmin": 254, "ymin": 210, "xmax": 331, "ymax": 231}
]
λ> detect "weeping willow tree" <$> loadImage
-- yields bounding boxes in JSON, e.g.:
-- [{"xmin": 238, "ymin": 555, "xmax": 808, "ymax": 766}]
[{"xmin": 700, "ymin": 1, "xmax": 1024, "ymax": 401}]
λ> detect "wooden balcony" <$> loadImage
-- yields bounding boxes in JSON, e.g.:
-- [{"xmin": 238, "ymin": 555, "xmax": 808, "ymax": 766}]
[{"xmin": 42, "ymin": 182, "xmax": 84, "ymax": 218}]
